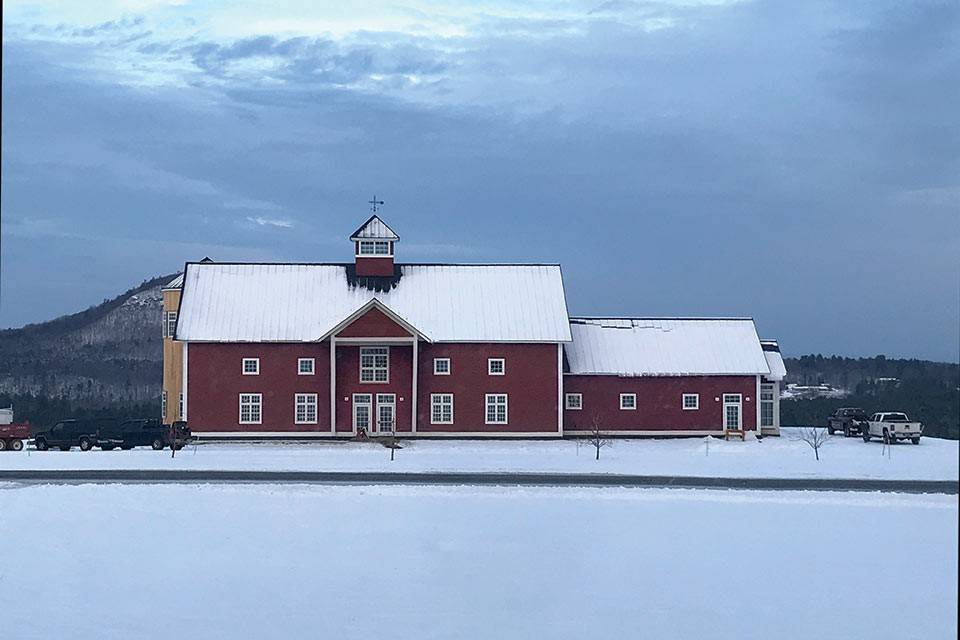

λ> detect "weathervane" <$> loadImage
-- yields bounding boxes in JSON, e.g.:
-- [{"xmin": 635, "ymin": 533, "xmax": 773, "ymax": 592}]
[{"xmin": 368, "ymin": 195, "xmax": 385, "ymax": 213}]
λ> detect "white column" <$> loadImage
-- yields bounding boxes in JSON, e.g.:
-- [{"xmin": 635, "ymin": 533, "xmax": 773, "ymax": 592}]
[
  {"xmin": 557, "ymin": 343, "xmax": 563, "ymax": 436},
  {"xmin": 330, "ymin": 336, "xmax": 337, "ymax": 433},
  {"xmin": 755, "ymin": 375, "xmax": 761, "ymax": 436},
  {"xmin": 411, "ymin": 337, "xmax": 418, "ymax": 433},
  {"xmin": 181, "ymin": 342, "xmax": 188, "ymax": 422}
]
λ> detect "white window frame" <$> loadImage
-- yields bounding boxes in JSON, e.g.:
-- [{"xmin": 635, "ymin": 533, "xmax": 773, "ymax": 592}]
[
  {"xmin": 357, "ymin": 240, "xmax": 392, "ymax": 256},
  {"xmin": 298, "ymin": 358, "xmax": 315, "ymax": 375},
  {"xmin": 178, "ymin": 392, "xmax": 184, "ymax": 420},
  {"xmin": 430, "ymin": 393, "xmax": 454, "ymax": 424},
  {"xmin": 360, "ymin": 347, "xmax": 389, "ymax": 383},
  {"xmin": 239, "ymin": 393, "xmax": 262, "ymax": 425},
  {"xmin": 620, "ymin": 393, "xmax": 637, "ymax": 410},
  {"xmin": 760, "ymin": 384, "xmax": 775, "ymax": 428},
  {"xmin": 433, "ymin": 357, "xmax": 451, "ymax": 375},
  {"xmin": 682, "ymin": 393, "xmax": 700, "ymax": 410},
  {"xmin": 295, "ymin": 393, "xmax": 318, "ymax": 425},
  {"xmin": 488, "ymin": 358, "xmax": 505, "ymax": 376},
  {"xmin": 565, "ymin": 393, "xmax": 583, "ymax": 410},
  {"xmin": 485, "ymin": 393, "xmax": 508, "ymax": 425},
  {"xmin": 163, "ymin": 311, "xmax": 178, "ymax": 338},
  {"xmin": 161, "ymin": 391, "xmax": 167, "ymax": 419},
  {"xmin": 242, "ymin": 358, "xmax": 260, "ymax": 375}
]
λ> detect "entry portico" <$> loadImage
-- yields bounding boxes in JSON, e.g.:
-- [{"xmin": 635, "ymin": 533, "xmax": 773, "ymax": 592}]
[{"xmin": 324, "ymin": 299, "xmax": 429, "ymax": 436}]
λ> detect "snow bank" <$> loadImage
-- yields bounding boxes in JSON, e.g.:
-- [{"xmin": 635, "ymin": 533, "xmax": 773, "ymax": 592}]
[{"xmin": 2, "ymin": 431, "xmax": 957, "ymax": 480}]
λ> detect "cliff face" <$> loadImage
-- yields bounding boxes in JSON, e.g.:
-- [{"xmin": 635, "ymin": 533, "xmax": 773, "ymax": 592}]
[{"xmin": 0, "ymin": 274, "xmax": 175, "ymax": 405}]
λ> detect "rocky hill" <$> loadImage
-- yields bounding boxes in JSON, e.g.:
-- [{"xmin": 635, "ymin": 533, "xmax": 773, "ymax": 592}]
[{"xmin": 0, "ymin": 274, "xmax": 176, "ymax": 424}]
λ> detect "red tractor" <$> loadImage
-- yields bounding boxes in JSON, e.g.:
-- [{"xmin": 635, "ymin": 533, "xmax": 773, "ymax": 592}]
[{"xmin": 0, "ymin": 408, "xmax": 30, "ymax": 451}]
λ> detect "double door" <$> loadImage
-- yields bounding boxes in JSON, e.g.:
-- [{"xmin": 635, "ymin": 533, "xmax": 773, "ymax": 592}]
[{"xmin": 352, "ymin": 393, "xmax": 396, "ymax": 434}]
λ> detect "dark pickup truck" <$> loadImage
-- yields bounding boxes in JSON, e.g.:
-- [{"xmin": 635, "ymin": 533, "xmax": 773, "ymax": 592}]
[
  {"xmin": 97, "ymin": 418, "xmax": 170, "ymax": 450},
  {"xmin": 826, "ymin": 407, "xmax": 870, "ymax": 437},
  {"xmin": 33, "ymin": 419, "xmax": 101, "ymax": 451}
]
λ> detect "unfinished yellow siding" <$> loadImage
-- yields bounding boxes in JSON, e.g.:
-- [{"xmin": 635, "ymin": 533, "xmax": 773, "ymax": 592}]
[{"xmin": 162, "ymin": 288, "xmax": 183, "ymax": 424}]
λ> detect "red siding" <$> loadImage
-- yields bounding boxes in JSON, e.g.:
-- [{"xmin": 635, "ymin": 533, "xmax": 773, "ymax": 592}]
[
  {"xmin": 417, "ymin": 343, "xmax": 559, "ymax": 433},
  {"xmin": 188, "ymin": 343, "xmax": 330, "ymax": 432},
  {"xmin": 355, "ymin": 256, "xmax": 394, "ymax": 276},
  {"xmin": 563, "ymin": 375, "xmax": 757, "ymax": 432},
  {"xmin": 335, "ymin": 344, "xmax": 413, "ymax": 433},
  {"xmin": 337, "ymin": 307, "xmax": 411, "ymax": 338}
]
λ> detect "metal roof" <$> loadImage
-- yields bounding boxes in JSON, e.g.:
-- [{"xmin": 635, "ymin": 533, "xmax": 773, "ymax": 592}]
[
  {"xmin": 565, "ymin": 318, "xmax": 771, "ymax": 376},
  {"xmin": 349, "ymin": 216, "xmax": 400, "ymax": 241},
  {"xmin": 176, "ymin": 263, "xmax": 571, "ymax": 343},
  {"xmin": 162, "ymin": 273, "xmax": 184, "ymax": 290}
]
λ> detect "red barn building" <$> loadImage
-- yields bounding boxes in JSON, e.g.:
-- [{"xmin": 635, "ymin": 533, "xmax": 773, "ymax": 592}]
[{"xmin": 166, "ymin": 215, "xmax": 784, "ymax": 439}]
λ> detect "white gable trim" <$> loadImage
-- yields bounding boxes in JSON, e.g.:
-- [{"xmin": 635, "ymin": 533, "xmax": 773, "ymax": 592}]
[
  {"xmin": 349, "ymin": 215, "xmax": 400, "ymax": 241},
  {"xmin": 322, "ymin": 298, "xmax": 432, "ymax": 342}
]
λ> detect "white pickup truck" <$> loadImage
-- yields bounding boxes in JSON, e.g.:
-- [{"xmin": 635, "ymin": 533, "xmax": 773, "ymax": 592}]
[{"xmin": 862, "ymin": 412, "xmax": 922, "ymax": 444}]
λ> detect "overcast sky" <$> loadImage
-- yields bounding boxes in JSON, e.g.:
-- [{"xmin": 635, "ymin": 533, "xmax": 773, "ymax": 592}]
[{"xmin": 2, "ymin": 0, "xmax": 958, "ymax": 361}]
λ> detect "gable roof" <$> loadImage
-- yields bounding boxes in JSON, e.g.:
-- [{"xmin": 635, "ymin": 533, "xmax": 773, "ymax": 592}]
[
  {"xmin": 350, "ymin": 215, "xmax": 399, "ymax": 241},
  {"xmin": 565, "ymin": 317, "xmax": 770, "ymax": 376},
  {"xmin": 176, "ymin": 263, "xmax": 571, "ymax": 343}
]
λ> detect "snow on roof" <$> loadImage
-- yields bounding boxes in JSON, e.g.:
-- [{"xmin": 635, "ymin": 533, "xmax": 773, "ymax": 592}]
[
  {"xmin": 176, "ymin": 263, "xmax": 571, "ymax": 343},
  {"xmin": 162, "ymin": 273, "xmax": 184, "ymax": 290},
  {"xmin": 350, "ymin": 216, "xmax": 399, "ymax": 241},
  {"xmin": 565, "ymin": 318, "xmax": 771, "ymax": 376},
  {"xmin": 761, "ymin": 344, "xmax": 787, "ymax": 381}
]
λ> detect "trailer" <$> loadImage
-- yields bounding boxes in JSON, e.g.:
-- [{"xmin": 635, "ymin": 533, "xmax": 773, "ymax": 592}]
[{"xmin": 1, "ymin": 408, "xmax": 30, "ymax": 451}]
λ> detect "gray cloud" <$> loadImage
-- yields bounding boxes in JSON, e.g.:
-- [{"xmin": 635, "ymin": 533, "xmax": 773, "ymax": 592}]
[{"xmin": 2, "ymin": 1, "xmax": 958, "ymax": 360}]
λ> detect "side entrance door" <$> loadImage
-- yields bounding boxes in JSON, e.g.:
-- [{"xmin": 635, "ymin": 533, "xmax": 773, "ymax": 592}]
[
  {"xmin": 376, "ymin": 394, "xmax": 396, "ymax": 434},
  {"xmin": 723, "ymin": 394, "xmax": 742, "ymax": 431}
]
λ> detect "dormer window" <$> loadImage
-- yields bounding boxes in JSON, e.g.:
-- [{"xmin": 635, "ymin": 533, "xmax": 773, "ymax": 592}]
[{"xmin": 357, "ymin": 240, "xmax": 392, "ymax": 256}]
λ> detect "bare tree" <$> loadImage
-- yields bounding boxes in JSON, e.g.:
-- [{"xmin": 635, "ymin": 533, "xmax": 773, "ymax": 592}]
[
  {"xmin": 794, "ymin": 426, "xmax": 830, "ymax": 461},
  {"xmin": 585, "ymin": 413, "xmax": 610, "ymax": 461}
]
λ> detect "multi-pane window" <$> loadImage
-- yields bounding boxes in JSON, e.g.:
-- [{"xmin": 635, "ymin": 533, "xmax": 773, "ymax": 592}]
[
  {"xmin": 161, "ymin": 391, "xmax": 167, "ymax": 419},
  {"xmin": 358, "ymin": 240, "xmax": 391, "ymax": 255},
  {"xmin": 620, "ymin": 393, "xmax": 637, "ymax": 410},
  {"xmin": 295, "ymin": 393, "xmax": 318, "ymax": 424},
  {"xmin": 485, "ymin": 394, "xmax": 508, "ymax": 424},
  {"xmin": 239, "ymin": 393, "xmax": 262, "ymax": 424},
  {"xmin": 431, "ymin": 393, "xmax": 454, "ymax": 424},
  {"xmin": 163, "ymin": 311, "xmax": 178, "ymax": 338},
  {"xmin": 298, "ymin": 358, "xmax": 315, "ymax": 375},
  {"xmin": 242, "ymin": 358, "xmax": 260, "ymax": 375},
  {"xmin": 760, "ymin": 384, "xmax": 775, "ymax": 427},
  {"xmin": 178, "ymin": 392, "xmax": 184, "ymax": 420},
  {"xmin": 682, "ymin": 393, "xmax": 699, "ymax": 410},
  {"xmin": 488, "ymin": 358, "xmax": 505, "ymax": 375},
  {"xmin": 565, "ymin": 393, "xmax": 583, "ymax": 410},
  {"xmin": 360, "ymin": 347, "xmax": 389, "ymax": 383},
  {"xmin": 433, "ymin": 358, "xmax": 451, "ymax": 375}
]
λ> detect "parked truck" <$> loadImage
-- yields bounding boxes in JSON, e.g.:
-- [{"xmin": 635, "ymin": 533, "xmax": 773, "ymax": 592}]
[
  {"xmin": 862, "ymin": 412, "xmax": 923, "ymax": 444},
  {"xmin": 0, "ymin": 407, "xmax": 30, "ymax": 451},
  {"xmin": 826, "ymin": 407, "xmax": 870, "ymax": 437}
]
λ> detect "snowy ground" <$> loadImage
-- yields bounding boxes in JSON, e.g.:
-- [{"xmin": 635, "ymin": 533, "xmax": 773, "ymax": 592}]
[
  {"xmin": 2, "ymin": 430, "xmax": 957, "ymax": 480},
  {"xmin": 0, "ymin": 483, "xmax": 955, "ymax": 640}
]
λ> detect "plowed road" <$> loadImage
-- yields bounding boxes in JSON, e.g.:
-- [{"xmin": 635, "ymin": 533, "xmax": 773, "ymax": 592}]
[{"xmin": 0, "ymin": 470, "xmax": 956, "ymax": 493}]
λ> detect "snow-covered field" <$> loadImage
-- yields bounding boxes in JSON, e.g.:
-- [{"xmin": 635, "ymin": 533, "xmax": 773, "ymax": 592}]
[
  {"xmin": 0, "ymin": 483, "xmax": 955, "ymax": 639},
  {"xmin": 2, "ymin": 430, "xmax": 957, "ymax": 480}
]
